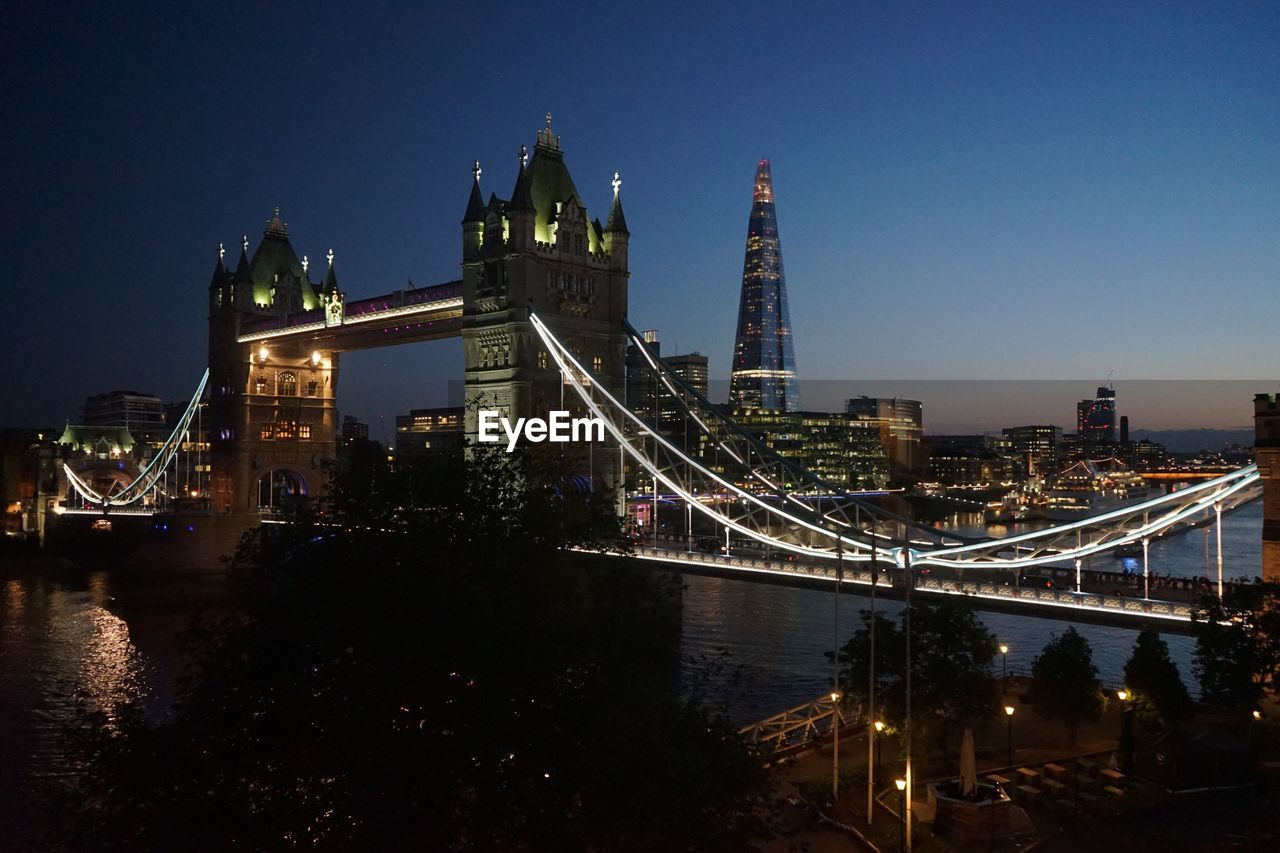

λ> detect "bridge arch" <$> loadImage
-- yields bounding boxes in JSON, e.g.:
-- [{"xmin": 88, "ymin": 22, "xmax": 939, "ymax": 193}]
[{"xmin": 255, "ymin": 467, "xmax": 310, "ymax": 513}]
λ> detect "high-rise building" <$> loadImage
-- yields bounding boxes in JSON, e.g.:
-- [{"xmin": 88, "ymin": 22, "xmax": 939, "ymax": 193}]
[
  {"xmin": 729, "ymin": 160, "xmax": 799, "ymax": 412},
  {"xmin": 83, "ymin": 390, "xmax": 167, "ymax": 442},
  {"xmin": 1003, "ymin": 424, "xmax": 1063, "ymax": 474},
  {"xmin": 1076, "ymin": 386, "xmax": 1116, "ymax": 443},
  {"xmin": 625, "ymin": 329, "xmax": 662, "ymax": 423},
  {"xmin": 733, "ymin": 409, "xmax": 887, "ymax": 489},
  {"xmin": 664, "ymin": 352, "xmax": 709, "ymax": 400},
  {"xmin": 846, "ymin": 397, "xmax": 923, "ymax": 475}
]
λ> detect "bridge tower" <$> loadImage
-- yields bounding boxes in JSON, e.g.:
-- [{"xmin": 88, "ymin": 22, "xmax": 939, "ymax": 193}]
[
  {"xmin": 207, "ymin": 212, "xmax": 341, "ymax": 515},
  {"xmin": 460, "ymin": 116, "xmax": 630, "ymax": 458},
  {"xmin": 1255, "ymin": 393, "xmax": 1280, "ymax": 582}
]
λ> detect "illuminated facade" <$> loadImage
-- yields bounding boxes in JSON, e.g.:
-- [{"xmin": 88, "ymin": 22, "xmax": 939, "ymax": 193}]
[
  {"xmin": 462, "ymin": 117, "xmax": 629, "ymax": 447},
  {"xmin": 733, "ymin": 409, "xmax": 887, "ymax": 489},
  {"xmin": 1076, "ymin": 386, "xmax": 1116, "ymax": 443},
  {"xmin": 729, "ymin": 160, "xmax": 799, "ymax": 412},
  {"xmin": 846, "ymin": 397, "xmax": 923, "ymax": 475}
]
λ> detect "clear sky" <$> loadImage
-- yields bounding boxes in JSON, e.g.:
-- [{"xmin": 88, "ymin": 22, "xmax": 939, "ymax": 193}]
[{"xmin": 2, "ymin": 1, "xmax": 1276, "ymax": 434}]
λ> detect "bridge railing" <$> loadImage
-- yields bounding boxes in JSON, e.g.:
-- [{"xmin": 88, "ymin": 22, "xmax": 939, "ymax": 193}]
[{"xmin": 738, "ymin": 694, "xmax": 864, "ymax": 759}]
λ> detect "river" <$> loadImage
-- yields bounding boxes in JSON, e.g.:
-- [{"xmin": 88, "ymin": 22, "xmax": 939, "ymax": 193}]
[{"xmin": 0, "ymin": 501, "xmax": 1263, "ymax": 842}]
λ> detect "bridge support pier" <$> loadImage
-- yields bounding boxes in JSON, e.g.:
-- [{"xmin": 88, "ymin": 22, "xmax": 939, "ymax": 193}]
[{"xmin": 1255, "ymin": 394, "xmax": 1280, "ymax": 583}]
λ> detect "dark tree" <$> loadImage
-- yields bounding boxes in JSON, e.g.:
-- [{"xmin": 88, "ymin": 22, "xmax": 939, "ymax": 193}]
[
  {"xmin": 62, "ymin": 446, "xmax": 775, "ymax": 852},
  {"xmin": 1123, "ymin": 628, "xmax": 1193, "ymax": 726},
  {"xmin": 1026, "ymin": 627, "xmax": 1104, "ymax": 745},
  {"xmin": 1190, "ymin": 584, "xmax": 1280, "ymax": 710},
  {"xmin": 837, "ymin": 598, "xmax": 998, "ymax": 753}
]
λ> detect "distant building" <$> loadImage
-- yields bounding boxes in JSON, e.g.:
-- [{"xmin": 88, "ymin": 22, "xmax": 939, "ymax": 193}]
[
  {"xmin": 341, "ymin": 415, "xmax": 370, "ymax": 443},
  {"xmin": 625, "ymin": 330, "xmax": 662, "ymax": 421},
  {"xmin": 846, "ymin": 397, "xmax": 923, "ymax": 477},
  {"xmin": 663, "ymin": 352, "xmax": 709, "ymax": 399},
  {"xmin": 1077, "ymin": 386, "xmax": 1116, "ymax": 443},
  {"xmin": 395, "ymin": 407, "xmax": 463, "ymax": 468},
  {"xmin": 83, "ymin": 390, "xmax": 166, "ymax": 443},
  {"xmin": 733, "ymin": 409, "xmax": 887, "ymax": 489},
  {"xmin": 1003, "ymin": 424, "xmax": 1063, "ymax": 475},
  {"xmin": 729, "ymin": 160, "xmax": 800, "ymax": 412},
  {"xmin": 924, "ymin": 434, "xmax": 1020, "ymax": 487}
]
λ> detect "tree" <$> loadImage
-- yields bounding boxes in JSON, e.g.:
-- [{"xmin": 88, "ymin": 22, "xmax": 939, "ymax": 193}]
[
  {"xmin": 1026, "ymin": 627, "xmax": 1104, "ymax": 745},
  {"xmin": 837, "ymin": 598, "xmax": 999, "ymax": 753},
  {"xmin": 1123, "ymin": 628, "xmax": 1193, "ymax": 726},
  {"xmin": 1190, "ymin": 583, "xmax": 1280, "ymax": 709},
  {"xmin": 62, "ymin": 446, "xmax": 775, "ymax": 851}
]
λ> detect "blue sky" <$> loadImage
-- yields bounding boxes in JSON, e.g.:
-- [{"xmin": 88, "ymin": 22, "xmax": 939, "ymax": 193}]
[{"xmin": 2, "ymin": 1, "xmax": 1276, "ymax": 432}]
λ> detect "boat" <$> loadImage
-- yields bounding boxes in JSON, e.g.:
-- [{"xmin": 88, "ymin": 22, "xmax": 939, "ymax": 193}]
[{"xmin": 1044, "ymin": 457, "xmax": 1155, "ymax": 522}]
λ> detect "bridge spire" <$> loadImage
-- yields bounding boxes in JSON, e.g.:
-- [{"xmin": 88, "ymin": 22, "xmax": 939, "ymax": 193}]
[
  {"xmin": 606, "ymin": 171, "xmax": 628, "ymax": 235},
  {"xmin": 508, "ymin": 146, "xmax": 534, "ymax": 212},
  {"xmin": 462, "ymin": 159, "xmax": 486, "ymax": 224}
]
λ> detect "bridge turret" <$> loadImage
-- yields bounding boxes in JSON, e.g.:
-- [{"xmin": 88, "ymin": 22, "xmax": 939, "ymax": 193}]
[
  {"xmin": 506, "ymin": 146, "xmax": 536, "ymax": 251},
  {"xmin": 208, "ymin": 243, "xmax": 231, "ymax": 315},
  {"xmin": 604, "ymin": 171, "xmax": 629, "ymax": 270},
  {"xmin": 462, "ymin": 160, "xmax": 486, "ymax": 262}
]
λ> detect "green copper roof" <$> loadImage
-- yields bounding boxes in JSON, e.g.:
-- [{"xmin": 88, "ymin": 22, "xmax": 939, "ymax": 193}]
[
  {"xmin": 249, "ymin": 215, "xmax": 320, "ymax": 309},
  {"xmin": 527, "ymin": 143, "xmax": 580, "ymax": 243},
  {"xmin": 58, "ymin": 424, "xmax": 136, "ymax": 453}
]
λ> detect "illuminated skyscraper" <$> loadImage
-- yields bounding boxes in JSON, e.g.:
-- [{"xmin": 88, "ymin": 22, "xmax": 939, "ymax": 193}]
[{"xmin": 729, "ymin": 160, "xmax": 799, "ymax": 412}]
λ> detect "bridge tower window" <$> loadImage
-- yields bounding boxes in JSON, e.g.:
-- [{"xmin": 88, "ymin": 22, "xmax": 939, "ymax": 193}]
[
  {"xmin": 277, "ymin": 372, "xmax": 297, "ymax": 397},
  {"xmin": 306, "ymin": 380, "xmax": 319, "ymax": 397}
]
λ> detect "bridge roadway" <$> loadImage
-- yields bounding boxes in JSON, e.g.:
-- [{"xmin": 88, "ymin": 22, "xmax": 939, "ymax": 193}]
[{"xmin": 611, "ymin": 536, "xmax": 1214, "ymax": 634}]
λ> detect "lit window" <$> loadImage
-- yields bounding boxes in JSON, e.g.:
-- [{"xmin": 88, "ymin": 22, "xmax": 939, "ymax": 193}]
[
  {"xmin": 537, "ymin": 350, "xmax": 548, "ymax": 370},
  {"xmin": 278, "ymin": 373, "xmax": 297, "ymax": 397}
]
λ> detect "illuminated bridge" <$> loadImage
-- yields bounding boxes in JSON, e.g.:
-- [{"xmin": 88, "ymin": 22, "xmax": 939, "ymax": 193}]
[
  {"xmin": 57, "ymin": 124, "xmax": 1269, "ymax": 622},
  {"xmin": 528, "ymin": 311, "xmax": 1261, "ymax": 630}
]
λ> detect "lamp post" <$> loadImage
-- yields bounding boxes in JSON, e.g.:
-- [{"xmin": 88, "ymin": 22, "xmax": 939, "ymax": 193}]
[
  {"xmin": 873, "ymin": 720, "xmax": 885, "ymax": 787},
  {"xmin": 1004, "ymin": 705, "xmax": 1015, "ymax": 766},
  {"xmin": 999, "ymin": 643, "xmax": 1009, "ymax": 686},
  {"xmin": 895, "ymin": 777, "xmax": 907, "ymax": 853},
  {"xmin": 1117, "ymin": 689, "xmax": 1134, "ymax": 772},
  {"xmin": 831, "ymin": 691, "xmax": 842, "ymax": 802},
  {"xmin": 1215, "ymin": 501, "xmax": 1224, "ymax": 600}
]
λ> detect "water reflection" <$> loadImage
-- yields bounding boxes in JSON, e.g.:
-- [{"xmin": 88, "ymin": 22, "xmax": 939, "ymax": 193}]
[{"xmin": 680, "ymin": 503, "xmax": 1261, "ymax": 722}]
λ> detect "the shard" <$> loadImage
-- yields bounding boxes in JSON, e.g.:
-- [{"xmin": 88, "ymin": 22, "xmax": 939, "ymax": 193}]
[{"xmin": 729, "ymin": 159, "xmax": 799, "ymax": 412}]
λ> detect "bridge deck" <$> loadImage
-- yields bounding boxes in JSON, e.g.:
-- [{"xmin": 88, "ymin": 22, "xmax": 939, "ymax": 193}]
[
  {"xmin": 603, "ymin": 545, "xmax": 1209, "ymax": 634},
  {"xmin": 237, "ymin": 281, "xmax": 463, "ymax": 346}
]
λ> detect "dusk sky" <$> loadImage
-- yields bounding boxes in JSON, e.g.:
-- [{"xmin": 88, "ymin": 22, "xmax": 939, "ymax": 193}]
[{"xmin": 2, "ymin": 2, "xmax": 1276, "ymax": 434}]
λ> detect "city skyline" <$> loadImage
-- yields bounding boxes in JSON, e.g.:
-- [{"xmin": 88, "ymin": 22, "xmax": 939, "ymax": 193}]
[{"xmin": 2, "ymin": 4, "xmax": 1277, "ymax": 432}]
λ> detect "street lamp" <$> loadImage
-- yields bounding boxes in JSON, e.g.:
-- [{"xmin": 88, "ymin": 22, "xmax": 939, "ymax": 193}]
[
  {"xmin": 873, "ymin": 720, "xmax": 885, "ymax": 783},
  {"xmin": 895, "ymin": 777, "xmax": 907, "ymax": 853},
  {"xmin": 1117, "ymin": 689, "xmax": 1134, "ymax": 772},
  {"xmin": 999, "ymin": 643, "xmax": 1009, "ymax": 685},
  {"xmin": 831, "ymin": 691, "xmax": 842, "ymax": 802},
  {"xmin": 1004, "ymin": 705, "xmax": 1016, "ymax": 766}
]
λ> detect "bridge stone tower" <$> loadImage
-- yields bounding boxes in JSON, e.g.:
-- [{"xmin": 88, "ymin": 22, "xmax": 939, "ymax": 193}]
[
  {"xmin": 461, "ymin": 117, "xmax": 630, "ymax": 447},
  {"xmin": 1255, "ymin": 393, "xmax": 1280, "ymax": 582},
  {"xmin": 207, "ymin": 213, "xmax": 341, "ymax": 514}
]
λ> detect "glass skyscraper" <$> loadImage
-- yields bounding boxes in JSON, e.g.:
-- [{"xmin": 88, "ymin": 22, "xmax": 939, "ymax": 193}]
[{"xmin": 729, "ymin": 160, "xmax": 799, "ymax": 412}]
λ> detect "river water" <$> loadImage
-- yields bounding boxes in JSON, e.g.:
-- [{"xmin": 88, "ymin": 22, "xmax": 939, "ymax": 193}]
[{"xmin": 0, "ymin": 501, "xmax": 1263, "ymax": 840}]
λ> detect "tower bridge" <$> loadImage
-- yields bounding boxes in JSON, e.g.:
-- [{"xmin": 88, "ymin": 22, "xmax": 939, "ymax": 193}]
[{"xmin": 49, "ymin": 119, "xmax": 1278, "ymax": 617}]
